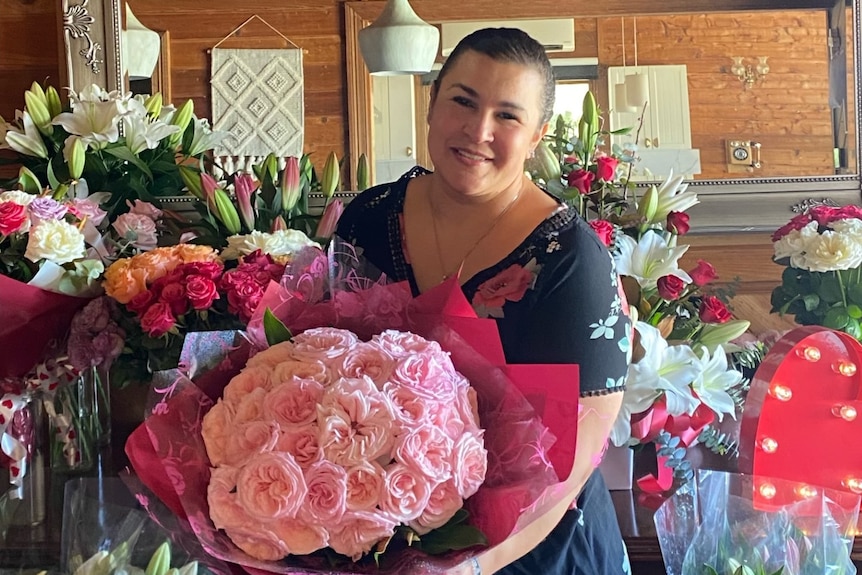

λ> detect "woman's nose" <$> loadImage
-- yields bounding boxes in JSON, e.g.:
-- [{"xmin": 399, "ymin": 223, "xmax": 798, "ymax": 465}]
[{"xmin": 463, "ymin": 112, "xmax": 494, "ymax": 142}]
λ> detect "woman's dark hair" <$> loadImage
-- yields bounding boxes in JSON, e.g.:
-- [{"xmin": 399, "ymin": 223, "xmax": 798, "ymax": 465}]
[{"xmin": 433, "ymin": 27, "xmax": 556, "ymax": 125}]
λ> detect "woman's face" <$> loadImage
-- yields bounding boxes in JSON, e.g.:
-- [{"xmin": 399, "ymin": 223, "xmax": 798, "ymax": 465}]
[{"xmin": 427, "ymin": 50, "xmax": 549, "ymax": 200}]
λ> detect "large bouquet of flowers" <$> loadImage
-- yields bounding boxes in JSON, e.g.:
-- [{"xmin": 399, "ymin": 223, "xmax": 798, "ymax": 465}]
[
  {"xmin": 529, "ymin": 91, "xmax": 753, "ymax": 484},
  {"xmin": 770, "ymin": 204, "xmax": 862, "ymax": 340},
  {"xmin": 0, "ymin": 82, "xmax": 226, "ymax": 219},
  {"xmin": 124, "ymin": 240, "xmax": 582, "ymax": 573}
]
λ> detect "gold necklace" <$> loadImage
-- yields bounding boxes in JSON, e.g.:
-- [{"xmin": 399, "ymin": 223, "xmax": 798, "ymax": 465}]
[{"xmin": 428, "ymin": 187, "xmax": 522, "ymax": 281}]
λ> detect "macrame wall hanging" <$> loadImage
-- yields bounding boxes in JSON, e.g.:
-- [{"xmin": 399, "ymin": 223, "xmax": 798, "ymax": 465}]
[{"xmin": 210, "ymin": 15, "xmax": 304, "ymax": 159}]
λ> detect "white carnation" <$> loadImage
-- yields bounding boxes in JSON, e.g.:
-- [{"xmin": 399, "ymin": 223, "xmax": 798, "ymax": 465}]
[
  {"xmin": 802, "ymin": 230, "xmax": 862, "ymax": 272},
  {"xmin": 25, "ymin": 219, "xmax": 86, "ymax": 264},
  {"xmin": 221, "ymin": 229, "xmax": 320, "ymax": 260}
]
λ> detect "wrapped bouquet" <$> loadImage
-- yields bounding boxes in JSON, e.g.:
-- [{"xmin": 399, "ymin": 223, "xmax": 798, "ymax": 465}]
[{"xmin": 125, "ymin": 239, "xmax": 581, "ymax": 573}]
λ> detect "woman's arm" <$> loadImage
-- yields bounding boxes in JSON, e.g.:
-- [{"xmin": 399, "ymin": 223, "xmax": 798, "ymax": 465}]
[{"xmin": 471, "ymin": 391, "xmax": 623, "ymax": 574}]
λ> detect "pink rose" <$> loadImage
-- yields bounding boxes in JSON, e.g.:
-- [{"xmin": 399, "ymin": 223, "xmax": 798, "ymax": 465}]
[
  {"xmin": 595, "ymin": 155, "xmax": 619, "ymax": 182},
  {"xmin": 225, "ymin": 526, "xmax": 287, "ymax": 561},
  {"xmin": 225, "ymin": 420, "xmax": 279, "ymax": 467},
  {"xmin": 0, "ymin": 201, "xmax": 28, "ymax": 235},
  {"xmin": 201, "ymin": 400, "xmax": 235, "ymax": 466},
  {"xmin": 471, "ymin": 264, "xmax": 533, "ymax": 309},
  {"xmin": 271, "ymin": 360, "xmax": 330, "ymax": 387},
  {"xmin": 158, "ymin": 281, "xmax": 187, "ymax": 316},
  {"xmin": 372, "ymin": 330, "xmax": 439, "ymax": 358},
  {"xmin": 588, "ymin": 219, "xmax": 615, "ymax": 247},
  {"xmin": 69, "ymin": 198, "xmax": 107, "ymax": 226},
  {"xmin": 379, "ymin": 463, "xmax": 432, "ymax": 522},
  {"xmin": 127, "ymin": 289, "xmax": 156, "ymax": 315},
  {"xmin": 269, "ymin": 518, "xmax": 328, "ymax": 555},
  {"xmin": 327, "ymin": 510, "xmax": 398, "ymax": 561},
  {"xmin": 291, "ymin": 327, "xmax": 359, "ymax": 363},
  {"xmin": 319, "ymin": 378, "xmax": 396, "ymax": 466},
  {"xmin": 113, "ymin": 212, "xmax": 159, "ymax": 251},
  {"xmin": 276, "ymin": 425, "xmax": 322, "ymax": 468},
  {"xmin": 345, "ymin": 461, "xmax": 385, "ymax": 511},
  {"xmin": 384, "ymin": 383, "xmax": 435, "ymax": 429},
  {"xmin": 428, "ymin": 402, "xmax": 467, "ymax": 440},
  {"xmin": 395, "ymin": 425, "xmax": 454, "ymax": 483},
  {"xmin": 183, "ymin": 260, "xmax": 223, "ymax": 280},
  {"xmin": 408, "ymin": 478, "xmax": 463, "ymax": 535},
  {"xmin": 127, "ymin": 199, "xmax": 163, "ymax": 220},
  {"xmin": 391, "ymin": 355, "xmax": 458, "ymax": 402},
  {"xmin": 208, "ymin": 466, "xmax": 250, "ymax": 530},
  {"xmin": 185, "ymin": 275, "xmax": 219, "ymax": 310},
  {"xmin": 335, "ymin": 343, "xmax": 395, "ymax": 389},
  {"xmin": 246, "ymin": 341, "xmax": 296, "ymax": 370},
  {"xmin": 139, "ymin": 302, "xmax": 175, "ymax": 337},
  {"xmin": 227, "ymin": 280, "xmax": 264, "ymax": 323},
  {"xmin": 264, "ymin": 377, "xmax": 325, "ymax": 428},
  {"xmin": 232, "ymin": 387, "xmax": 268, "ymax": 425},
  {"xmin": 567, "ymin": 168, "xmax": 594, "ymax": 194},
  {"xmin": 236, "ymin": 451, "xmax": 307, "ymax": 520},
  {"xmin": 452, "ymin": 432, "xmax": 488, "ymax": 499},
  {"xmin": 299, "ymin": 460, "xmax": 347, "ymax": 524},
  {"xmin": 223, "ymin": 367, "xmax": 272, "ymax": 406},
  {"xmin": 454, "ymin": 386, "xmax": 481, "ymax": 431}
]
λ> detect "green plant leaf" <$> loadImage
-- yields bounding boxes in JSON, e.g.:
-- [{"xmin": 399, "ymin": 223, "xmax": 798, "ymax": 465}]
[
  {"xmin": 802, "ymin": 293, "xmax": 820, "ymax": 311},
  {"xmin": 263, "ymin": 308, "xmax": 292, "ymax": 346},
  {"xmin": 849, "ymin": 282, "xmax": 862, "ymax": 305},
  {"xmin": 823, "ymin": 306, "xmax": 850, "ymax": 330},
  {"xmin": 103, "ymin": 146, "xmax": 154, "ymax": 180},
  {"xmin": 818, "ymin": 274, "xmax": 843, "ymax": 303}
]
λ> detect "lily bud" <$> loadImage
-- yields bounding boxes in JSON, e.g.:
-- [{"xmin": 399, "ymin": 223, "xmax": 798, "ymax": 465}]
[
  {"xmin": 178, "ymin": 166, "xmax": 204, "ymax": 199},
  {"xmin": 213, "ymin": 188, "xmax": 240, "ymax": 234},
  {"xmin": 696, "ymin": 320, "xmax": 752, "ymax": 350},
  {"xmin": 17, "ymin": 166, "xmax": 42, "ymax": 194},
  {"xmin": 144, "ymin": 92, "xmax": 163, "ymax": 118},
  {"xmin": 321, "ymin": 151, "xmax": 340, "ymax": 198},
  {"xmin": 579, "ymin": 91, "xmax": 599, "ymax": 153},
  {"xmin": 68, "ymin": 137, "xmax": 86, "ymax": 180},
  {"xmin": 637, "ymin": 185, "xmax": 659, "ymax": 223},
  {"xmin": 262, "ymin": 153, "xmax": 279, "ymax": 184},
  {"xmin": 526, "ymin": 140, "xmax": 561, "ymax": 182},
  {"xmin": 282, "ymin": 156, "xmax": 301, "ymax": 213},
  {"xmin": 52, "ymin": 183, "xmax": 69, "ymax": 201},
  {"xmin": 45, "ymin": 86, "xmax": 63, "ymax": 118},
  {"xmin": 24, "ymin": 89, "xmax": 53, "ymax": 135},
  {"xmin": 168, "ymin": 99, "xmax": 194, "ymax": 146},
  {"xmin": 356, "ymin": 153, "xmax": 369, "ymax": 191},
  {"xmin": 234, "ymin": 173, "xmax": 258, "ymax": 231},
  {"xmin": 145, "ymin": 542, "xmax": 171, "ymax": 575},
  {"xmin": 271, "ymin": 215, "xmax": 287, "ymax": 232},
  {"xmin": 200, "ymin": 172, "xmax": 220, "ymax": 212},
  {"xmin": 315, "ymin": 199, "xmax": 345, "ymax": 239},
  {"xmin": 177, "ymin": 562, "xmax": 198, "ymax": 575}
]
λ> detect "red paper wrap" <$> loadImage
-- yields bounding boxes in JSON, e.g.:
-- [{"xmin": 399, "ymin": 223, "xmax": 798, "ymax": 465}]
[{"xmin": 125, "ymin": 240, "xmax": 581, "ymax": 574}]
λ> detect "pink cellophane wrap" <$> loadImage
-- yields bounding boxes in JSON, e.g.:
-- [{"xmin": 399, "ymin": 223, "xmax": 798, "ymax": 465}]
[
  {"xmin": 125, "ymin": 239, "xmax": 580, "ymax": 574},
  {"xmin": 0, "ymin": 275, "xmax": 89, "ymax": 378}
]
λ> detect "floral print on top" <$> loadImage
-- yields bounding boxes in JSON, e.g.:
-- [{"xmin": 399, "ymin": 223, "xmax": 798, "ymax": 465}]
[{"xmin": 336, "ymin": 166, "xmax": 630, "ymax": 398}]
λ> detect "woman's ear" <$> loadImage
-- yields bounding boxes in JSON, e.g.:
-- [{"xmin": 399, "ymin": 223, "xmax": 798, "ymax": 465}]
[
  {"xmin": 528, "ymin": 121, "xmax": 550, "ymax": 159},
  {"xmin": 427, "ymin": 84, "xmax": 439, "ymax": 124}
]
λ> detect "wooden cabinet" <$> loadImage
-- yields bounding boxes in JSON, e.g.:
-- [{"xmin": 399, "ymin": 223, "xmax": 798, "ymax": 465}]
[{"xmin": 371, "ymin": 75, "xmax": 418, "ymax": 184}]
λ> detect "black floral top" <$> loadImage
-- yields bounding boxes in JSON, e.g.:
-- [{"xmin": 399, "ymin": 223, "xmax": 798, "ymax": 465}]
[{"xmin": 336, "ymin": 167, "xmax": 630, "ymax": 397}]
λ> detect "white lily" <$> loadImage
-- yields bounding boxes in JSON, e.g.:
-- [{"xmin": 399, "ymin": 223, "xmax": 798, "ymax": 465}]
[
  {"xmin": 609, "ymin": 322, "xmax": 701, "ymax": 446},
  {"xmin": 651, "ymin": 170, "xmax": 700, "ymax": 223},
  {"xmin": 185, "ymin": 117, "xmax": 229, "ymax": 157},
  {"xmin": 2, "ymin": 111, "xmax": 48, "ymax": 158},
  {"xmin": 614, "ymin": 232, "xmax": 692, "ymax": 290},
  {"xmin": 692, "ymin": 345, "xmax": 741, "ymax": 421},
  {"xmin": 52, "ymin": 99, "xmax": 122, "ymax": 149},
  {"xmin": 123, "ymin": 113, "xmax": 181, "ymax": 154}
]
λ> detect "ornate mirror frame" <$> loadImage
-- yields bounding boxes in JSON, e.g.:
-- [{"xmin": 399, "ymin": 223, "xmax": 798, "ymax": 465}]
[
  {"xmin": 59, "ymin": 0, "xmax": 125, "ymax": 94},
  {"xmin": 345, "ymin": 0, "xmax": 862, "ymax": 232}
]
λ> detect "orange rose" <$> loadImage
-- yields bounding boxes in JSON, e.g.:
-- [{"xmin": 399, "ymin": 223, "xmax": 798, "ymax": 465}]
[{"xmin": 103, "ymin": 259, "xmax": 150, "ymax": 304}]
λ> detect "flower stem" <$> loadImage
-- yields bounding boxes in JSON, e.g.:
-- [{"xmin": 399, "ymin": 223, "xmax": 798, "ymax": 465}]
[{"xmin": 836, "ymin": 270, "xmax": 848, "ymax": 308}]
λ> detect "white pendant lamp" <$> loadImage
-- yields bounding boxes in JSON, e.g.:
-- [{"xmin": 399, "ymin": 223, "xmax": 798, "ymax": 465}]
[
  {"xmin": 358, "ymin": 0, "xmax": 440, "ymax": 76},
  {"xmin": 624, "ymin": 17, "xmax": 649, "ymax": 110},
  {"xmin": 122, "ymin": 5, "xmax": 161, "ymax": 81},
  {"xmin": 614, "ymin": 18, "xmax": 637, "ymax": 113}
]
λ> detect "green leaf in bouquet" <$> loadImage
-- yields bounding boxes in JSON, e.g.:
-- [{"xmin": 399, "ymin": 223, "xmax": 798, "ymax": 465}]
[
  {"xmin": 849, "ymin": 282, "xmax": 862, "ymax": 305},
  {"xmin": 104, "ymin": 145, "xmax": 154, "ymax": 180},
  {"xmin": 817, "ymin": 274, "xmax": 843, "ymax": 303},
  {"xmin": 145, "ymin": 541, "xmax": 171, "ymax": 575},
  {"xmin": 802, "ymin": 293, "xmax": 820, "ymax": 312},
  {"xmin": 844, "ymin": 317, "xmax": 862, "ymax": 339},
  {"xmin": 413, "ymin": 509, "xmax": 488, "ymax": 555},
  {"xmin": 264, "ymin": 308, "xmax": 293, "ymax": 346},
  {"xmin": 848, "ymin": 303, "xmax": 862, "ymax": 319},
  {"xmin": 823, "ymin": 306, "xmax": 850, "ymax": 330}
]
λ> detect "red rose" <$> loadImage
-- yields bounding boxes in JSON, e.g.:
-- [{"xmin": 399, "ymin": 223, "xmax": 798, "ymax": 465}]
[
  {"xmin": 127, "ymin": 290, "xmax": 157, "ymax": 315},
  {"xmin": 0, "ymin": 201, "xmax": 27, "ymax": 235},
  {"xmin": 666, "ymin": 211, "xmax": 690, "ymax": 235},
  {"xmin": 771, "ymin": 212, "xmax": 813, "ymax": 241},
  {"xmin": 688, "ymin": 260, "xmax": 718, "ymax": 287},
  {"xmin": 140, "ymin": 302, "xmax": 176, "ymax": 337},
  {"xmin": 836, "ymin": 205, "xmax": 862, "ymax": 221},
  {"xmin": 567, "ymin": 169, "xmax": 595, "ymax": 194},
  {"xmin": 185, "ymin": 275, "xmax": 219, "ymax": 310},
  {"xmin": 589, "ymin": 219, "xmax": 615, "ymax": 247},
  {"xmin": 657, "ymin": 274, "xmax": 686, "ymax": 300},
  {"xmin": 595, "ymin": 156, "xmax": 619, "ymax": 182},
  {"xmin": 159, "ymin": 282, "xmax": 188, "ymax": 316},
  {"xmin": 699, "ymin": 295, "xmax": 732, "ymax": 324},
  {"xmin": 182, "ymin": 260, "xmax": 224, "ymax": 280}
]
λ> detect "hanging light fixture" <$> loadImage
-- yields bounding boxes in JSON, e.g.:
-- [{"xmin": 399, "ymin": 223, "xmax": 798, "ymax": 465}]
[
  {"xmin": 624, "ymin": 17, "xmax": 649, "ymax": 110},
  {"xmin": 613, "ymin": 18, "xmax": 637, "ymax": 113},
  {"xmin": 122, "ymin": 5, "xmax": 161, "ymax": 81},
  {"xmin": 358, "ymin": 0, "xmax": 440, "ymax": 76}
]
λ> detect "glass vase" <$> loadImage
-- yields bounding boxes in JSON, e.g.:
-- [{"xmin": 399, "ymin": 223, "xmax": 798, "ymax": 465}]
[{"xmin": 46, "ymin": 367, "xmax": 109, "ymax": 473}]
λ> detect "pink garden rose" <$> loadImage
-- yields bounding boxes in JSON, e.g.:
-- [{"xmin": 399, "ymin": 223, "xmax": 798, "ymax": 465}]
[
  {"xmin": 246, "ymin": 341, "xmax": 296, "ymax": 370},
  {"xmin": 327, "ymin": 510, "xmax": 399, "ymax": 561},
  {"xmin": 276, "ymin": 425, "xmax": 322, "ymax": 468},
  {"xmin": 384, "ymin": 383, "xmax": 435, "ymax": 429},
  {"xmin": 224, "ymin": 420, "xmax": 279, "ymax": 467},
  {"xmin": 271, "ymin": 360, "xmax": 330, "ymax": 387},
  {"xmin": 373, "ymin": 330, "xmax": 441, "ymax": 358},
  {"xmin": 335, "ymin": 342, "xmax": 396, "ymax": 389},
  {"xmin": 223, "ymin": 367, "xmax": 272, "ymax": 406},
  {"xmin": 345, "ymin": 460, "xmax": 385, "ymax": 511},
  {"xmin": 299, "ymin": 460, "xmax": 348, "ymax": 524},
  {"xmin": 208, "ymin": 466, "xmax": 248, "ymax": 530},
  {"xmin": 232, "ymin": 387, "xmax": 268, "ymax": 425},
  {"xmin": 269, "ymin": 518, "xmax": 328, "ymax": 555},
  {"xmin": 452, "ymin": 432, "xmax": 488, "ymax": 499},
  {"xmin": 264, "ymin": 377, "xmax": 325, "ymax": 428},
  {"xmin": 395, "ymin": 424, "xmax": 454, "ymax": 483},
  {"xmin": 201, "ymin": 400, "xmax": 235, "ymax": 466},
  {"xmin": 237, "ymin": 452, "xmax": 308, "ymax": 520},
  {"xmin": 224, "ymin": 526, "xmax": 288, "ymax": 561},
  {"xmin": 291, "ymin": 327, "xmax": 359, "ymax": 363},
  {"xmin": 379, "ymin": 463, "xmax": 431, "ymax": 522},
  {"xmin": 409, "ymin": 478, "xmax": 463, "ymax": 535},
  {"xmin": 391, "ymin": 355, "xmax": 459, "ymax": 402}
]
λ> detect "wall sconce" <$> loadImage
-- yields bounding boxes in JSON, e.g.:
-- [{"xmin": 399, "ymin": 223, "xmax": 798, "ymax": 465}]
[{"xmin": 730, "ymin": 56, "xmax": 770, "ymax": 89}]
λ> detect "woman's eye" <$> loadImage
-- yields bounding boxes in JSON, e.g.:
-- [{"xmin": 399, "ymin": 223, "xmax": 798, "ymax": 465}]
[
  {"xmin": 498, "ymin": 112, "xmax": 519, "ymax": 121},
  {"xmin": 453, "ymin": 96, "xmax": 474, "ymax": 108}
]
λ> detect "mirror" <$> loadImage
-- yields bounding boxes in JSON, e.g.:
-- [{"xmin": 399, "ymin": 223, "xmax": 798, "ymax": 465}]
[{"xmin": 345, "ymin": 0, "xmax": 862, "ymax": 232}]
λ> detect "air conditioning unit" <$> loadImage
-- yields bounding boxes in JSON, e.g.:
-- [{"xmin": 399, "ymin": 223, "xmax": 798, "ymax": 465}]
[{"xmin": 440, "ymin": 19, "xmax": 575, "ymax": 57}]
